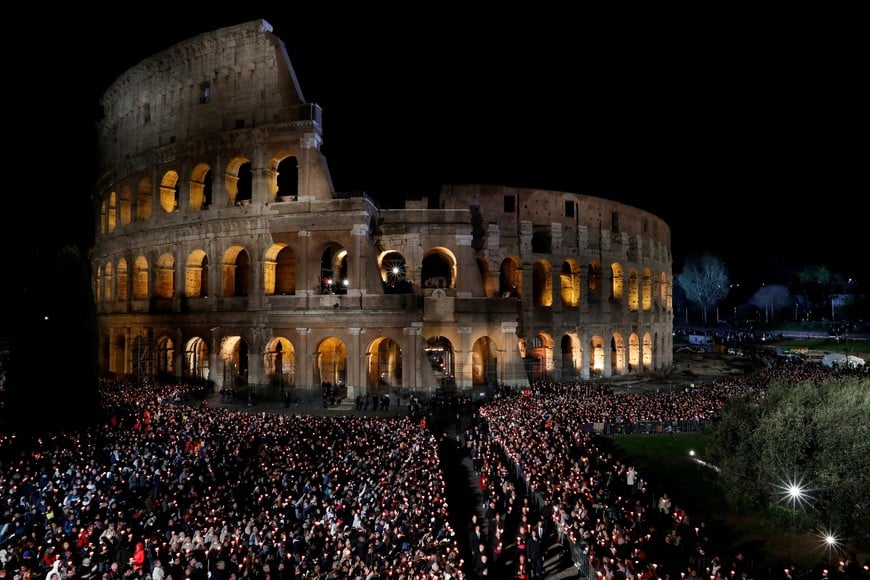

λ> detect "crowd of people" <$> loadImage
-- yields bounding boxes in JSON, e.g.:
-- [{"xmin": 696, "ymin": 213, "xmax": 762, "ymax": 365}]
[
  {"xmin": 0, "ymin": 355, "xmax": 867, "ymax": 580},
  {"xmin": 1, "ymin": 381, "xmax": 463, "ymax": 579}
]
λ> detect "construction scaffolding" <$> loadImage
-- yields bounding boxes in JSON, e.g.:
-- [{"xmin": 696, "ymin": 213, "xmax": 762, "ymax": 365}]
[{"xmin": 132, "ymin": 336, "xmax": 154, "ymax": 386}]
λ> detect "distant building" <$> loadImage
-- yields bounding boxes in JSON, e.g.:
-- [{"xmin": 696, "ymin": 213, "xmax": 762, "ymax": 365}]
[{"xmin": 90, "ymin": 20, "xmax": 674, "ymax": 399}]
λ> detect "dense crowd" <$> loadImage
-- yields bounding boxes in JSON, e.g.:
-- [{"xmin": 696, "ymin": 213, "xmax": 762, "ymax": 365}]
[
  {"xmin": 1, "ymin": 381, "xmax": 462, "ymax": 580},
  {"xmin": 0, "ymin": 356, "xmax": 867, "ymax": 580}
]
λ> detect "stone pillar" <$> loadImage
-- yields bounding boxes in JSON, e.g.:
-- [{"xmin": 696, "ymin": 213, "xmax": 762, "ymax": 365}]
[
  {"xmin": 251, "ymin": 165, "xmax": 271, "ymax": 205},
  {"xmin": 457, "ymin": 326, "xmax": 472, "ymax": 390},
  {"xmin": 297, "ymin": 230, "xmax": 313, "ymax": 296},
  {"xmin": 500, "ymin": 322, "xmax": 521, "ymax": 388},
  {"xmin": 248, "ymin": 327, "xmax": 266, "ymax": 387},
  {"xmin": 350, "ymin": 224, "xmax": 368, "ymax": 296},
  {"xmin": 209, "ymin": 327, "xmax": 221, "ymax": 389},
  {"xmin": 296, "ymin": 328, "xmax": 311, "ymax": 389},
  {"xmin": 455, "ymin": 234, "xmax": 485, "ymax": 297},
  {"xmin": 211, "ymin": 154, "xmax": 229, "ymax": 208},
  {"xmin": 347, "ymin": 327, "xmax": 363, "ymax": 399},
  {"xmin": 404, "ymin": 324, "xmax": 422, "ymax": 392},
  {"xmin": 174, "ymin": 327, "xmax": 184, "ymax": 381}
]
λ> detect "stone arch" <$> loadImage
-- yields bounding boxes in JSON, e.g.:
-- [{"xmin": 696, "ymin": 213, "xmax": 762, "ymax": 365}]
[
  {"xmin": 642, "ymin": 268, "xmax": 652, "ymax": 311},
  {"xmin": 587, "ymin": 261, "xmax": 602, "ymax": 304},
  {"xmin": 133, "ymin": 255, "xmax": 149, "ymax": 300},
  {"xmin": 117, "ymin": 258, "xmax": 129, "ymax": 302},
  {"xmin": 589, "ymin": 334, "xmax": 606, "ymax": 378},
  {"xmin": 320, "ymin": 244, "xmax": 349, "ymax": 294},
  {"xmin": 471, "ymin": 335, "xmax": 498, "ymax": 387},
  {"xmin": 315, "ymin": 336, "xmax": 347, "ymax": 390},
  {"xmin": 421, "ymin": 247, "xmax": 456, "ymax": 289},
  {"xmin": 94, "ymin": 264, "xmax": 103, "ymax": 303},
  {"xmin": 184, "ymin": 249, "xmax": 209, "ymax": 298},
  {"xmin": 628, "ymin": 332, "xmax": 640, "ymax": 371},
  {"xmin": 119, "ymin": 184, "xmax": 133, "ymax": 226},
  {"xmin": 499, "ymin": 256, "xmax": 522, "ymax": 298},
  {"xmin": 224, "ymin": 156, "xmax": 252, "ymax": 206},
  {"xmin": 264, "ymin": 243, "xmax": 296, "ymax": 295},
  {"xmin": 184, "ymin": 335, "xmax": 210, "ymax": 381},
  {"xmin": 137, "ymin": 176, "xmax": 153, "ymax": 222},
  {"xmin": 425, "ymin": 335, "xmax": 456, "ymax": 391},
  {"xmin": 560, "ymin": 259, "xmax": 581, "ymax": 308},
  {"xmin": 642, "ymin": 332, "xmax": 653, "ymax": 371},
  {"xmin": 155, "ymin": 252, "xmax": 175, "ymax": 299},
  {"xmin": 159, "ymin": 170, "xmax": 180, "ymax": 214},
  {"xmin": 628, "ymin": 268, "xmax": 639, "ymax": 312},
  {"xmin": 532, "ymin": 259, "xmax": 553, "ymax": 308},
  {"xmin": 156, "ymin": 335, "xmax": 175, "ymax": 377},
  {"xmin": 103, "ymin": 261, "xmax": 114, "ymax": 303},
  {"xmin": 219, "ymin": 335, "xmax": 247, "ymax": 387},
  {"xmin": 367, "ymin": 336, "xmax": 403, "ymax": 393},
  {"xmin": 189, "ymin": 163, "xmax": 213, "ymax": 210},
  {"xmin": 378, "ymin": 250, "xmax": 412, "ymax": 293},
  {"xmin": 611, "ymin": 333, "xmax": 626, "ymax": 375},
  {"xmin": 559, "ymin": 332, "xmax": 583, "ymax": 380},
  {"xmin": 221, "ymin": 246, "xmax": 250, "ymax": 297},
  {"xmin": 107, "ymin": 191, "xmax": 118, "ymax": 233},
  {"xmin": 264, "ymin": 336, "xmax": 296, "ymax": 389},
  {"xmin": 526, "ymin": 332, "xmax": 554, "ymax": 382},
  {"xmin": 273, "ymin": 154, "xmax": 299, "ymax": 200},
  {"xmin": 611, "ymin": 262, "xmax": 624, "ymax": 303}
]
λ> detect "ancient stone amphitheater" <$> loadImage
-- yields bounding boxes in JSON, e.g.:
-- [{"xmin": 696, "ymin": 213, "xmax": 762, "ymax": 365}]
[{"xmin": 90, "ymin": 19, "xmax": 674, "ymax": 401}]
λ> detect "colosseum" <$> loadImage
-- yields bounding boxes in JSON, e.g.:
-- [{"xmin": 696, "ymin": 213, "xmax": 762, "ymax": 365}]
[{"xmin": 90, "ymin": 19, "xmax": 674, "ymax": 402}]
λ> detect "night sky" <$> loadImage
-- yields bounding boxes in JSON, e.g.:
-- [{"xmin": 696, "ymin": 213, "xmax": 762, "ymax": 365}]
[{"xmin": 13, "ymin": 10, "xmax": 865, "ymax": 296}]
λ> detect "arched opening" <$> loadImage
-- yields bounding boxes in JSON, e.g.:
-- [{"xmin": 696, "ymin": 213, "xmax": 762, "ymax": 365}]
[
  {"xmin": 184, "ymin": 336, "xmax": 210, "ymax": 382},
  {"xmin": 471, "ymin": 336, "xmax": 498, "ymax": 387},
  {"xmin": 421, "ymin": 249, "xmax": 454, "ymax": 289},
  {"xmin": 320, "ymin": 245, "xmax": 348, "ymax": 294},
  {"xmin": 276, "ymin": 156, "xmax": 298, "ymax": 199},
  {"xmin": 425, "ymin": 336, "xmax": 455, "ymax": 392}
]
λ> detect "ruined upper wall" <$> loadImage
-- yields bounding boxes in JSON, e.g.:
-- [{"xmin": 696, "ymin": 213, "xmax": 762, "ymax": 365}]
[{"xmin": 96, "ymin": 20, "xmax": 313, "ymax": 171}]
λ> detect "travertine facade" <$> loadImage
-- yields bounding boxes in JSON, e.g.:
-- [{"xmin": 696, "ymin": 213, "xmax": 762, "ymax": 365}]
[{"xmin": 90, "ymin": 20, "xmax": 674, "ymax": 399}]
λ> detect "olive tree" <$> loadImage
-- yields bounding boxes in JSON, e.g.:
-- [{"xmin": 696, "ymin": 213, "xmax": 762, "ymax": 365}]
[{"xmin": 706, "ymin": 376, "xmax": 870, "ymax": 545}]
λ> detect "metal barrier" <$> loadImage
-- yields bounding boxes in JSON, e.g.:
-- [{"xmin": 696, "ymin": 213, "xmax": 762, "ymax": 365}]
[
  {"xmin": 568, "ymin": 541, "xmax": 591, "ymax": 578},
  {"xmin": 599, "ymin": 418, "xmax": 715, "ymax": 435}
]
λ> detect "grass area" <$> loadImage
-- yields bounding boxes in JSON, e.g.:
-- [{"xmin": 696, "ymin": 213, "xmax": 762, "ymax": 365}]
[{"xmin": 606, "ymin": 434, "xmax": 856, "ymax": 573}]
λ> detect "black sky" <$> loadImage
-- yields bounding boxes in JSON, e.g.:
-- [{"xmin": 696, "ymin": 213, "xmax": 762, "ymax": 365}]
[{"xmin": 20, "ymin": 10, "xmax": 866, "ymax": 293}]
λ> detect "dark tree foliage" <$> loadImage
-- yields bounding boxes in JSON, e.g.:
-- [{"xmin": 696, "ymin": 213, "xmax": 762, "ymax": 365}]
[{"xmin": 707, "ymin": 375, "xmax": 870, "ymax": 547}]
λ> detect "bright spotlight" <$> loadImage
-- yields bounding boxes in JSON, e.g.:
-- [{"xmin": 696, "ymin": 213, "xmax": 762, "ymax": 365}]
[{"xmin": 774, "ymin": 473, "xmax": 814, "ymax": 510}]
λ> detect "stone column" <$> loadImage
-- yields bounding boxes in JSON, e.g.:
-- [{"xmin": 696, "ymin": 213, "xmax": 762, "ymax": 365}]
[
  {"xmin": 404, "ymin": 324, "xmax": 422, "ymax": 392},
  {"xmin": 297, "ymin": 230, "xmax": 313, "ymax": 296},
  {"xmin": 209, "ymin": 327, "xmax": 221, "ymax": 389},
  {"xmin": 454, "ymin": 234, "xmax": 485, "ymax": 297},
  {"xmin": 457, "ymin": 326, "xmax": 472, "ymax": 390},
  {"xmin": 296, "ymin": 328, "xmax": 311, "ymax": 389},
  {"xmin": 347, "ymin": 327, "xmax": 363, "ymax": 399},
  {"xmin": 350, "ymin": 224, "xmax": 368, "ymax": 297}
]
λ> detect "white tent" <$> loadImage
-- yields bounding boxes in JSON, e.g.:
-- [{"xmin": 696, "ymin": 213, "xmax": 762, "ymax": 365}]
[{"xmin": 821, "ymin": 352, "xmax": 866, "ymax": 368}]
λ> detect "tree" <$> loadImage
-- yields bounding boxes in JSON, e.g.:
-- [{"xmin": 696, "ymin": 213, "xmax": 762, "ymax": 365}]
[
  {"xmin": 707, "ymin": 375, "xmax": 870, "ymax": 546},
  {"xmin": 749, "ymin": 284, "xmax": 791, "ymax": 323},
  {"xmin": 797, "ymin": 265, "xmax": 845, "ymax": 321},
  {"xmin": 675, "ymin": 252, "xmax": 729, "ymax": 325}
]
